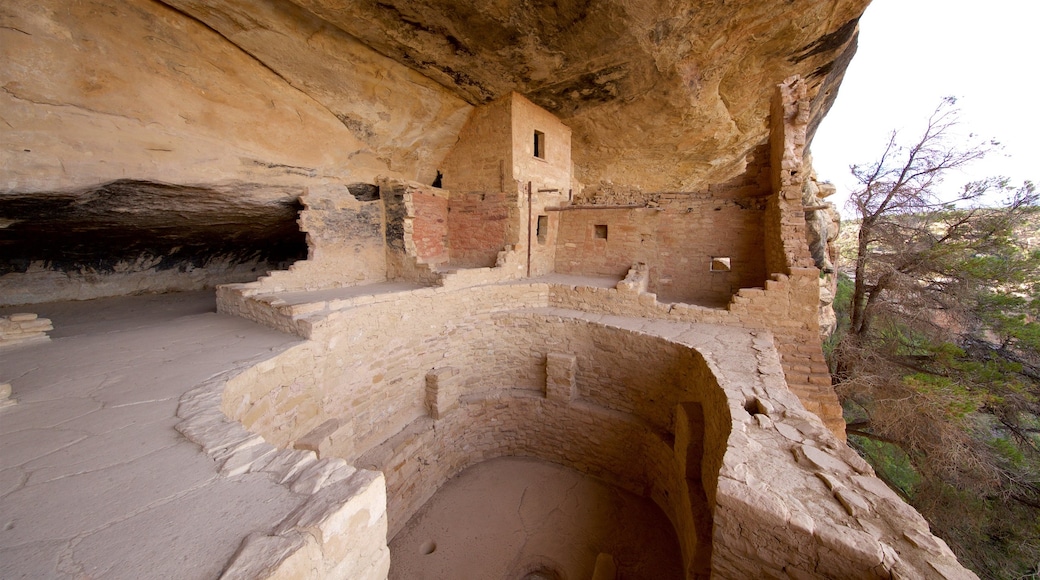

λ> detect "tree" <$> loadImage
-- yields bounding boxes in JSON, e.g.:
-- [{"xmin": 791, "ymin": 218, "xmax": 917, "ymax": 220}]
[
  {"xmin": 848, "ymin": 97, "xmax": 1004, "ymax": 335},
  {"xmin": 833, "ymin": 98, "xmax": 1040, "ymax": 578}
]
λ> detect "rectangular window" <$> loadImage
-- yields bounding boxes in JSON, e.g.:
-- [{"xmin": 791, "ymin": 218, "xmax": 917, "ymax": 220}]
[
  {"xmin": 710, "ymin": 257, "xmax": 731, "ymax": 272},
  {"xmin": 534, "ymin": 130, "xmax": 545, "ymax": 159},
  {"xmin": 536, "ymin": 215, "xmax": 548, "ymax": 243},
  {"xmin": 594, "ymin": 224, "xmax": 608, "ymax": 240}
]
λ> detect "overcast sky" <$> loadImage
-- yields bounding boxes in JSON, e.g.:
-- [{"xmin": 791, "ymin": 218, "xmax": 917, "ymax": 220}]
[{"xmin": 810, "ymin": 0, "xmax": 1039, "ymax": 216}]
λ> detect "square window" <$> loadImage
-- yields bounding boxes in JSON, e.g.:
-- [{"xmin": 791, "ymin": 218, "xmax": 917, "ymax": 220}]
[
  {"xmin": 534, "ymin": 130, "xmax": 545, "ymax": 159},
  {"xmin": 594, "ymin": 224, "xmax": 608, "ymax": 240},
  {"xmin": 536, "ymin": 215, "xmax": 548, "ymax": 242},
  {"xmin": 710, "ymin": 257, "xmax": 731, "ymax": 272}
]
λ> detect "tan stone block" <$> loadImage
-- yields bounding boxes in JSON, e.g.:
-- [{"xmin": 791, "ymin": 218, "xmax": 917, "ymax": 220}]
[{"xmin": 295, "ymin": 418, "xmax": 341, "ymax": 457}]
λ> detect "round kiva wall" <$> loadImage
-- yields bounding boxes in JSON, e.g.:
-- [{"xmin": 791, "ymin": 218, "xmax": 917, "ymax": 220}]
[{"xmin": 222, "ymin": 288, "xmax": 731, "ymax": 577}]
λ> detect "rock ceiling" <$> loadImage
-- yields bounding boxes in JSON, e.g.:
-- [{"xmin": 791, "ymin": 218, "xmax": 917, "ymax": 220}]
[
  {"xmin": 0, "ymin": 0, "xmax": 870, "ymax": 289},
  {"xmin": 161, "ymin": 0, "xmax": 870, "ymax": 191}
]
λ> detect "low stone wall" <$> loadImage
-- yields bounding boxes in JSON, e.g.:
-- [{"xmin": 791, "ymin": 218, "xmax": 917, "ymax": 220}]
[
  {"xmin": 174, "ymin": 376, "xmax": 390, "ymax": 580},
  {"xmin": 219, "ymin": 269, "xmax": 842, "ymax": 439},
  {"xmin": 553, "ymin": 196, "xmax": 768, "ymax": 305},
  {"xmin": 546, "ymin": 270, "xmax": 843, "ymax": 437},
  {"xmin": 214, "ymin": 282, "xmax": 975, "ymax": 578}
]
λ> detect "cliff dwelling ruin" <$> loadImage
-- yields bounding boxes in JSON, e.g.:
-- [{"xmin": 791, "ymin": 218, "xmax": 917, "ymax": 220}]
[{"xmin": 1, "ymin": 0, "xmax": 979, "ymax": 578}]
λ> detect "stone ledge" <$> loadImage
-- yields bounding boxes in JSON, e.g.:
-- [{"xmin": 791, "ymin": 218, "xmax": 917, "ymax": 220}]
[{"xmin": 174, "ymin": 375, "xmax": 389, "ymax": 580}]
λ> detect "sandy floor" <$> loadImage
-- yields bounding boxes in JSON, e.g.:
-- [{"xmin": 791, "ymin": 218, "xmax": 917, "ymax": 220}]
[
  {"xmin": 0, "ymin": 292, "xmax": 307, "ymax": 579},
  {"xmin": 389, "ymin": 456, "xmax": 683, "ymax": 580}
]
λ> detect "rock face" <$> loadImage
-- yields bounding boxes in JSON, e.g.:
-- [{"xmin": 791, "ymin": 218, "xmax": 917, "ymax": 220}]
[
  {"xmin": 1, "ymin": 0, "xmax": 866, "ymax": 300},
  {"xmin": 163, "ymin": 0, "xmax": 868, "ymax": 191},
  {"xmin": 0, "ymin": 0, "xmax": 869, "ymax": 191}
]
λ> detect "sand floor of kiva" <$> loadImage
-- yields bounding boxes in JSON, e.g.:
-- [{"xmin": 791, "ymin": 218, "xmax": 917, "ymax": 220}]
[{"xmin": 390, "ymin": 456, "xmax": 683, "ymax": 580}]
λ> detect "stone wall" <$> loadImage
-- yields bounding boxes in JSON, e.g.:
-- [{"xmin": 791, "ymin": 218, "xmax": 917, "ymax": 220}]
[
  {"xmin": 0, "ymin": 313, "xmax": 52, "ymax": 349},
  {"xmin": 380, "ymin": 179, "xmax": 443, "ymax": 286},
  {"xmin": 440, "ymin": 96, "xmax": 514, "ymax": 193},
  {"xmin": 218, "ymin": 287, "xmax": 732, "ymax": 574},
  {"xmin": 408, "ymin": 190, "xmax": 450, "ymax": 267},
  {"xmin": 767, "ymin": 78, "xmax": 818, "ymax": 276},
  {"xmin": 214, "ymin": 280, "xmax": 975, "ymax": 578},
  {"xmin": 174, "ymin": 375, "xmax": 390, "ymax": 580},
  {"xmin": 447, "ymin": 191, "xmax": 514, "ymax": 268},
  {"xmin": 509, "ymin": 93, "xmax": 575, "ymax": 195},
  {"xmin": 553, "ymin": 196, "xmax": 768, "ymax": 304},
  {"xmin": 249, "ymin": 184, "xmax": 388, "ymax": 294}
]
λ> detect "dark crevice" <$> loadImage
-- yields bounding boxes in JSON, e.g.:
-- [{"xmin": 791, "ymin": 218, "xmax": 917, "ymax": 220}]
[
  {"xmin": 0, "ymin": 179, "xmax": 307, "ymax": 275},
  {"xmin": 790, "ymin": 18, "xmax": 860, "ymax": 64}
]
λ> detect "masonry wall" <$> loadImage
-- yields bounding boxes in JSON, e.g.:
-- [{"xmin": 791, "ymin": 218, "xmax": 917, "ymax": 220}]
[
  {"xmin": 409, "ymin": 190, "xmax": 449, "ymax": 266},
  {"xmin": 554, "ymin": 197, "xmax": 768, "ymax": 304},
  {"xmin": 219, "ymin": 279, "xmax": 973, "ymax": 579},
  {"xmin": 379, "ymin": 178, "xmax": 442, "ymax": 285},
  {"xmin": 510, "ymin": 93, "xmax": 573, "ymax": 194},
  {"xmin": 439, "ymin": 97, "xmax": 513, "ymax": 193},
  {"xmin": 220, "ymin": 289, "xmax": 725, "ymax": 575},
  {"xmin": 230, "ymin": 183, "xmax": 387, "ymax": 295},
  {"xmin": 767, "ymin": 79, "xmax": 817, "ymax": 275},
  {"xmin": 447, "ymin": 191, "xmax": 514, "ymax": 268}
]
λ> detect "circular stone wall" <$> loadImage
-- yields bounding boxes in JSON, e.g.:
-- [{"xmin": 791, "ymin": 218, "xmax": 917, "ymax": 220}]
[{"xmin": 225, "ymin": 288, "xmax": 730, "ymax": 576}]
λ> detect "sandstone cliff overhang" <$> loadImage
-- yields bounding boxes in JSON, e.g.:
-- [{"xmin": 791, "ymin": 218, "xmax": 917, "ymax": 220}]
[{"xmin": 160, "ymin": 0, "xmax": 869, "ymax": 191}]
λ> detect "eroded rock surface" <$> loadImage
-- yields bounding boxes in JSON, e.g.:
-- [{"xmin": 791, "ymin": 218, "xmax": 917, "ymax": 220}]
[
  {"xmin": 163, "ymin": 0, "xmax": 869, "ymax": 191},
  {"xmin": 2, "ymin": 0, "xmax": 868, "ymax": 195}
]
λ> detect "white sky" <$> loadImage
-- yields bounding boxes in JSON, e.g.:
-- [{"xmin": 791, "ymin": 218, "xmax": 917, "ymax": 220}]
[{"xmin": 810, "ymin": 0, "xmax": 1040, "ymax": 217}]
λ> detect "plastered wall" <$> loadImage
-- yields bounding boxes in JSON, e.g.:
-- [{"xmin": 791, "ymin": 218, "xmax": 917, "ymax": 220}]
[
  {"xmin": 439, "ymin": 97, "xmax": 513, "ymax": 193},
  {"xmin": 407, "ymin": 190, "xmax": 450, "ymax": 266}
]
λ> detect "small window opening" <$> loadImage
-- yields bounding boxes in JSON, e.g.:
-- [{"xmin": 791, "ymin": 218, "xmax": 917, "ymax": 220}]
[
  {"xmin": 594, "ymin": 224, "xmax": 608, "ymax": 240},
  {"xmin": 710, "ymin": 257, "xmax": 731, "ymax": 272},
  {"xmin": 534, "ymin": 130, "xmax": 546, "ymax": 159},
  {"xmin": 536, "ymin": 215, "xmax": 548, "ymax": 243}
]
